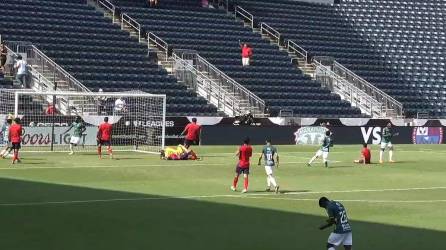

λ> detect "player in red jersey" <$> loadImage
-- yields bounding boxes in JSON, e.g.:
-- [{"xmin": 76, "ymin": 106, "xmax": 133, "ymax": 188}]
[
  {"xmin": 8, "ymin": 117, "xmax": 23, "ymax": 164},
  {"xmin": 231, "ymin": 137, "xmax": 253, "ymax": 193},
  {"xmin": 181, "ymin": 117, "xmax": 201, "ymax": 147},
  {"xmin": 97, "ymin": 117, "xmax": 113, "ymax": 159},
  {"xmin": 354, "ymin": 143, "xmax": 371, "ymax": 164}
]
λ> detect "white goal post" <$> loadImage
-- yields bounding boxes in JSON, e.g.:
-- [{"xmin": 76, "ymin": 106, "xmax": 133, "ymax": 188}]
[{"xmin": 0, "ymin": 90, "xmax": 166, "ymax": 153}]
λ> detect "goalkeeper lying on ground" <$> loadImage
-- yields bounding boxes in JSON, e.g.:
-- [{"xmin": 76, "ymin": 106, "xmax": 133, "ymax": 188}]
[{"xmin": 160, "ymin": 144, "xmax": 199, "ymax": 160}]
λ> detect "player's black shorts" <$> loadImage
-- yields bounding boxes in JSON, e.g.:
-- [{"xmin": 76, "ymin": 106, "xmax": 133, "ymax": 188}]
[
  {"xmin": 97, "ymin": 140, "xmax": 111, "ymax": 146},
  {"xmin": 236, "ymin": 165, "xmax": 250, "ymax": 175},
  {"xmin": 184, "ymin": 138, "xmax": 199, "ymax": 147},
  {"xmin": 11, "ymin": 142, "xmax": 21, "ymax": 149}
]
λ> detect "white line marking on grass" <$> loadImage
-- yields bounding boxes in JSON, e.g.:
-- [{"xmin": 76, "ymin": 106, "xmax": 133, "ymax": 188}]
[{"xmin": 1, "ymin": 186, "xmax": 445, "ymax": 207}]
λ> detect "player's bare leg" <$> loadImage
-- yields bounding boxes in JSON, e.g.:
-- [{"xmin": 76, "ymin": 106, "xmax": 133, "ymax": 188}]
[
  {"xmin": 2, "ymin": 147, "xmax": 12, "ymax": 159},
  {"xmin": 389, "ymin": 148, "xmax": 395, "ymax": 162},
  {"xmin": 69, "ymin": 144, "xmax": 74, "ymax": 155},
  {"xmin": 107, "ymin": 146, "xmax": 113, "ymax": 159},
  {"xmin": 266, "ymin": 175, "xmax": 271, "ymax": 191},
  {"xmin": 97, "ymin": 145, "xmax": 102, "ymax": 159},
  {"xmin": 307, "ymin": 154, "xmax": 318, "ymax": 167},
  {"xmin": 231, "ymin": 173, "xmax": 240, "ymax": 191},
  {"xmin": 12, "ymin": 149, "xmax": 20, "ymax": 164},
  {"xmin": 242, "ymin": 173, "xmax": 248, "ymax": 193}
]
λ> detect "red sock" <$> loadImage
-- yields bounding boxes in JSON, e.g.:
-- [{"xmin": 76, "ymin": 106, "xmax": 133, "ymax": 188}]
[
  {"xmin": 244, "ymin": 177, "xmax": 249, "ymax": 190},
  {"xmin": 233, "ymin": 176, "xmax": 239, "ymax": 188},
  {"xmin": 97, "ymin": 147, "xmax": 102, "ymax": 157},
  {"xmin": 13, "ymin": 151, "xmax": 18, "ymax": 161}
]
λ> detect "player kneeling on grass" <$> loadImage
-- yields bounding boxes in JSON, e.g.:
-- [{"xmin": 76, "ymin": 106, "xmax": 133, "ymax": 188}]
[
  {"xmin": 308, "ymin": 130, "xmax": 333, "ymax": 168},
  {"xmin": 258, "ymin": 139, "xmax": 280, "ymax": 194},
  {"xmin": 231, "ymin": 137, "xmax": 252, "ymax": 193},
  {"xmin": 64, "ymin": 116, "xmax": 86, "ymax": 155},
  {"xmin": 9, "ymin": 118, "xmax": 23, "ymax": 164},
  {"xmin": 380, "ymin": 122, "xmax": 397, "ymax": 164},
  {"xmin": 354, "ymin": 143, "xmax": 371, "ymax": 165},
  {"xmin": 160, "ymin": 144, "xmax": 199, "ymax": 160},
  {"xmin": 97, "ymin": 117, "xmax": 113, "ymax": 159},
  {"xmin": 319, "ymin": 197, "xmax": 353, "ymax": 250},
  {"xmin": 0, "ymin": 117, "xmax": 13, "ymax": 159}
]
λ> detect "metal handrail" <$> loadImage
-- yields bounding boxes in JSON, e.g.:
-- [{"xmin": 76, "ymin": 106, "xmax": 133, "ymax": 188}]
[
  {"xmin": 235, "ymin": 6, "xmax": 254, "ymax": 28},
  {"xmin": 287, "ymin": 40, "xmax": 308, "ymax": 65},
  {"xmin": 260, "ymin": 22, "xmax": 281, "ymax": 46},
  {"xmin": 147, "ymin": 32, "xmax": 169, "ymax": 60},
  {"xmin": 121, "ymin": 13, "xmax": 142, "ymax": 42},
  {"xmin": 97, "ymin": 0, "xmax": 117, "ymax": 23}
]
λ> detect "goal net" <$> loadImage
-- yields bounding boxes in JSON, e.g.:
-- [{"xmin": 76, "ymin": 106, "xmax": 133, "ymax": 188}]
[{"xmin": 0, "ymin": 90, "xmax": 166, "ymax": 153}]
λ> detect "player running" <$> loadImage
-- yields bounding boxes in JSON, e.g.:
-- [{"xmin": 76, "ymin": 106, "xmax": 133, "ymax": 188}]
[
  {"xmin": 380, "ymin": 122, "xmax": 397, "ymax": 164},
  {"xmin": 181, "ymin": 117, "xmax": 201, "ymax": 147},
  {"xmin": 231, "ymin": 137, "xmax": 252, "ymax": 193},
  {"xmin": 318, "ymin": 197, "xmax": 353, "ymax": 250},
  {"xmin": 308, "ymin": 130, "xmax": 333, "ymax": 168},
  {"xmin": 258, "ymin": 139, "xmax": 280, "ymax": 193},
  {"xmin": 97, "ymin": 117, "xmax": 113, "ymax": 159},
  {"xmin": 9, "ymin": 117, "xmax": 23, "ymax": 164},
  {"xmin": 0, "ymin": 116, "xmax": 13, "ymax": 158},
  {"xmin": 64, "ymin": 116, "xmax": 86, "ymax": 155},
  {"xmin": 354, "ymin": 143, "xmax": 371, "ymax": 165}
]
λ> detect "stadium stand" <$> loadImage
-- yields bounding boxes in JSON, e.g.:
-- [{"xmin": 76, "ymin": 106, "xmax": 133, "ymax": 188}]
[
  {"xmin": 237, "ymin": 0, "xmax": 445, "ymax": 117},
  {"xmin": 0, "ymin": 0, "xmax": 218, "ymax": 116},
  {"xmin": 111, "ymin": 0, "xmax": 364, "ymax": 117}
]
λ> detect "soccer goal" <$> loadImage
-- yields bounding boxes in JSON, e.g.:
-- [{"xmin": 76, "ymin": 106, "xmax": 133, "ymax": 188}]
[{"xmin": 0, "ymin": 90, "xmax": 166, "ymax": 153}]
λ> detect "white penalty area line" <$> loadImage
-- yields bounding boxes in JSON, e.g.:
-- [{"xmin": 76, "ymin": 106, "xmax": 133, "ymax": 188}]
[{"xmin": 1, "ymin": 186, "xmax": 445, "ymax": 207}]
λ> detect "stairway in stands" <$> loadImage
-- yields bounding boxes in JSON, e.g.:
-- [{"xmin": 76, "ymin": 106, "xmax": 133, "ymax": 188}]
[
  {"xmin": 237, "ymin": 0, "xmax": 443, "ymax": 117},
  {"xmin": 0, "ymin": 0, "xmax": 218, "ymax": 116},
  {"xmin": 111, "ymin": 0, "xmax": 363, "ymax": 118}
]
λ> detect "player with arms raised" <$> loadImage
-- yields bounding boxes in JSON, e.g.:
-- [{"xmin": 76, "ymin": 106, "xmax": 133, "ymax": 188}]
[
  {"xmin": 380, "ymin": 122, "xmax": 397, "ymax": 163},
  {"xmin": 64, "ymin": 116, "xmax": 86, "ymax": 155},
  {"xmin": 258, "ymin": 139, "xmax": 280, "ymax": 193},
  {"xmin": 318, "ymin": 197, "xmax": 353, "ymax": 250},
  {"xmin": 97, "ymin": 117, "xmax": 113, "ymax": 159},
  {"xmin": 308, "ymin": 130, "xmax": 333, "ymax": 168},
  {"xmin": 9, "ymin": 117, "xmax": 23, "ymax": 164},
  {"xmin": 231, "ymin": 137, "xmax": 252, "ymax": 193}
]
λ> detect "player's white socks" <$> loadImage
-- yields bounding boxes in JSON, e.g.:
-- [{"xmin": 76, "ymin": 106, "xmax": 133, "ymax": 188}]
[
  {"xmin": 268, "ymin": 175, "xmax": 277, "ymax": 187},
  {"xmin": 389, "ymin": 150, "xmax": 393, "ymax": 161},
  {"xmin": 379, "ymin": 150, "xmax": 384, "ymax": 162},
  {"xmin": 309, "ymin": 155, "xmax": 317, "ymax": 164},
  {"xmin": 266, "ymin": 176, "xmax": 271, "ymax": 188},
  {"xmin": 328, "ymin": 247, "xmax": 335, "ymax": 250}
]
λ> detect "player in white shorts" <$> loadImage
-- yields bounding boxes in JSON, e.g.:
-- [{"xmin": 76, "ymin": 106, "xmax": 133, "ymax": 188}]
[
  {"xmin": 258, "ymin": 139, "xmax": 280, "ymax": 193},
  {"xmin": 308, "ymin": 130, "xmax": 333, "ymax": 168},
  {"xmin": 64, "ymin": 116, "xmax": 86, "ymax": 155},
  {"xmin": 380, "ymin": 122, "xmax": 398, "ymax": 164},
  {"xmin": 319, "ymin": 197, "xmax": 353, "ymax": 250}
]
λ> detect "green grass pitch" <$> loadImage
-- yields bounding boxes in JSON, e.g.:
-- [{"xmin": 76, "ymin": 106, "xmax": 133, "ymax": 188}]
[{"xmin": 0, "ymin": 144, "xmax": 445, "ymax": 250}]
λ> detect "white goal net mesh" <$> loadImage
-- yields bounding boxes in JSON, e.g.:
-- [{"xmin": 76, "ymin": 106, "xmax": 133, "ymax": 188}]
[{"xmin": 0, "ymin": 90, "xmax": 166, "ymax": 153}]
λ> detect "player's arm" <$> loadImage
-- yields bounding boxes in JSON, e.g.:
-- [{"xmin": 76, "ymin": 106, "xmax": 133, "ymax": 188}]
[
  {"xmin": 258, "ymin": 153, "xmax": 263, "ymax": 166},
  {"xmin": 63, "ymin": 124, "xmax": 74, "ymax": 134},
  {"xmin": 180, "ymin": 124, "xmax": 189, "ymax": 136},
  {"xmin": 235, "ymin": 148, "xmax": 240, "ymax": 157},
  {"xmin": 276, "ymin": 153, "xmax": 280, "ymax": 168},
  {"xmin": 319, "ymin": 217, "xmax": 336, "ymax": 230},
  {"xmin": 96, "ymin": 126, "xmax": 102, "ymax": 141},
  {"xmin": 80, "ymin": 124, "xmax": 87, "ymax": 134}
]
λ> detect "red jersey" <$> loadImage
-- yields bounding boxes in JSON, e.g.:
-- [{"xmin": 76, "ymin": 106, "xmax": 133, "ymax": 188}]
[
  {"xmin": 238, "ymin": 144, "xmax": 252, "ymax": 168},
  {"xmin": 184, "ymin": 123, "xmax": 201, "ymax": 141},
  {"xmin": 362, "ymin": 148, "xmax": 371, "ymax": 163},
  {"xmin": 9, "ymin": 124, "xmax": 23, "ymax": 143},
  {"xmin": 241, "ymin": 46, "xmax": 252, "ymax": 58},
  {"xmin": 98, "ymin": 122, "xmax": 113, "ymax": 141}
]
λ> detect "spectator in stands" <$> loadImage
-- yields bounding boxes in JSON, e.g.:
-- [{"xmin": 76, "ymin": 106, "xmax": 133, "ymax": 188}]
[
  {"xmin": 46, "ymin": 103, "xmax": 57, "ymax": 115},
  {"xmin": 148, "ymin": 0, "xmax": 159, "ymax": 7},
  {"xmin": 0, "ymin": 42, "xmax": 7, "ymax": 71},
  {"xmin": 240, "ymin": 42, "xmax": 253, "ymax": 66},
  {"xmin": 97, "ymin": 88, "xmax": 107, "ymax": 115},
  {"xmin": 14, "ymin": 55, "xmax": 28, "ymax": 88},
  {"xmin": 114, "ymin": 97, "xmax": 126, "ymax": 113}
]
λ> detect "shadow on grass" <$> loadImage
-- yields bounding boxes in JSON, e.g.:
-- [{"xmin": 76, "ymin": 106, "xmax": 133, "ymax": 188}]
[{"xmin": 0, "ymin": 178, "xmax": 443, "ymax": 250}]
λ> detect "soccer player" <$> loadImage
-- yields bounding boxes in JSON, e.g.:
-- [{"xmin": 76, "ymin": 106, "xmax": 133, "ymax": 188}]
[
  {"xmin": 308, "ymin": 130, "xmax": 333, "ymax": 168},
  {"xmin": 380, "ymin": 122, "xmax": 397, "ymax": 164},
  {"xmin": 231, "ymin": 137, "xmax": 252, "ymax": 193},
  {"xmin": 354, "ymin": 143, "xmax": 371, "ymax": 165},
  {"xmin": 97, "ymin": 117, "xmax": 113, "ymax": 159},
  {"xmin": 318, "ymin": 197, "xmax": 353, "ymax": 250},
  {"xmin": 64, "ymin": 116, "xmax": 86, "ymax": 155},
  {"xmin": 0, "ymin": 117, "xmax": 13, "ymax": 158},
  {"xmin": 181, "ymin": 118, "xmax": 201, "ymax": 147},
  {"xmin": 258, "ymin": 139, "xmax": 280, "ymax": 193},
  {"xmin": 9, "ymin": 117, "xmax": 23, "ymax": 164}
]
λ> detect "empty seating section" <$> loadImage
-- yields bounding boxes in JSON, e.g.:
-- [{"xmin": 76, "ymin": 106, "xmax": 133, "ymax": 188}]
[
  {"xmin": 112, "ymin": 0, "xmax": 362, "ymax": 117},
  {"xmin": 0, "ymin": 0, "xmax": 218, "ymax": 116},
  {"xmin": 238, "ymin": 0, "xmax": 445, "ymax": 117}
]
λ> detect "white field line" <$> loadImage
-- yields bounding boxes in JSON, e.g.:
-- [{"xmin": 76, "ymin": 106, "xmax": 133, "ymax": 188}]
[
  {"xmin": 0, "ymin": 161, "xmax": 341, "ymax": 170},
  {"xmin": 1, "ymin": 186, "xmax": 445, "ymax": 207}
]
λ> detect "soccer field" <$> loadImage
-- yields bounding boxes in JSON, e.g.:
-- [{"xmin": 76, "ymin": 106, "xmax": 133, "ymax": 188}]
[{"xmin": 0, "ymin": 144, "xmax": 445, "ymax": 250}]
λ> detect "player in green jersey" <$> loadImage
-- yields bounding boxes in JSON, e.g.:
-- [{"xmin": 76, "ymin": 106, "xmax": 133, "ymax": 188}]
[
  {"xmin": 319, "ymin": 197, "xmax": 353, "ymax": 250},
  {"xmin": 0, "ymin": 116, "xmax": 13, "ymax": 158},
  {"xmin": 380, "ymin": 123, "xmax": 397, "ymax": 163},
  {"xmin": 258, "ymin": 139, "xmax": 280, "ymax": 193},
  {"xmin": 64, "ymin": 116, "xmax": 86, "ymax": 155},
  {"xmin": 308, "ymin": 130, "xmax": 333, "ymax": 168}
]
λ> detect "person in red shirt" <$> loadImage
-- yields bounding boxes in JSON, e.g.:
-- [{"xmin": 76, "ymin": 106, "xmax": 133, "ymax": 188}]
[
  {"xmin": 355, "ymin": 143, "xmax": 371, "ymax": 164},
  {"xmin": 240, "ymin": 42, "xmax": 253, "ymax": 66},
  {"xmin": 8, "ymin": 117, "xmax": 23, "ymax": 164},
  {"xmin": 231, "ymin": 137, "xmax": 253, "ymax": 193},
  {"xmin": 45, "ymin": 103, "xmax": 57, "ymax": 115},
  {"xmin": 97, "ymin": 117, "xmax": 113, "ymax": 159},
  {"xmin": 181, "ymin": 118, "xmax": 201, "ymax": 147}
]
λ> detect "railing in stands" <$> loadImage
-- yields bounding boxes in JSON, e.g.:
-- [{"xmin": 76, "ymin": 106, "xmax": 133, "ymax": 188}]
[
  {"xmin": 147, "ymin": 32, "xmax": 169, "ymax": 61},
  {"xmin": 235, "ymin": 6, "xmax": 254, "ymax": 29},
  {"xmin": 96, "ymin": 0, "xmax": 117, "ymax": 23},
  {"xmin": 287, "ymin": 40, "xmax": 309, "ymax": 66},
  {"xmin": 332, "ymin": 61, "xmax": 403, "ymax": 117},
  {"xmin": 260, "ymin": 23, "xmax": 281, "ymax": 46},
  {"xmin": 121, "ymin": 13, "xmax": 142, "ymax": 43}
]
